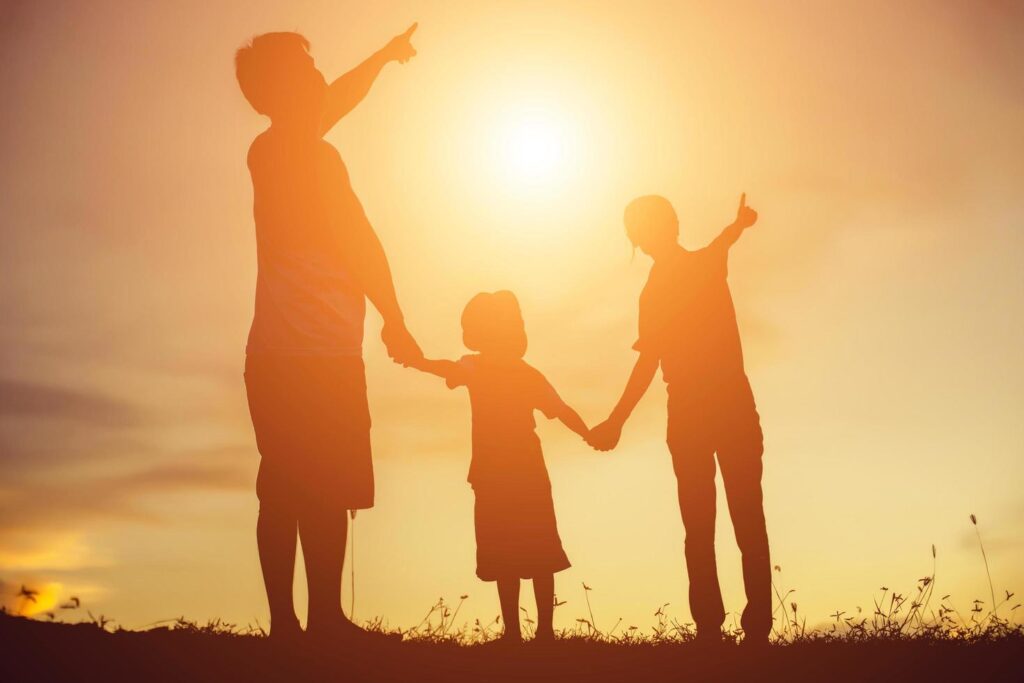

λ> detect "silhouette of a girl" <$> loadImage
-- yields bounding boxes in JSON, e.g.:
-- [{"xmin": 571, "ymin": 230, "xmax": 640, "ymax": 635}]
[{"xmin": 411, "ymin": 291, "xmax": 589, "ymax": 644}]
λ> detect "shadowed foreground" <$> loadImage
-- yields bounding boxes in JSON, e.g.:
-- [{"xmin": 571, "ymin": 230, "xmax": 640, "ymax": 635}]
[{"xmin": 2, "ymin": 612, "xmax": 1021, "ymax": 683}]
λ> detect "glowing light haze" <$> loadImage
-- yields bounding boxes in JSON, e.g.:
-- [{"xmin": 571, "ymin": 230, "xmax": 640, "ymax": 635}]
[{"xmin": 0, "ymin": 0, "xmax": 1022, "ymax": 631}]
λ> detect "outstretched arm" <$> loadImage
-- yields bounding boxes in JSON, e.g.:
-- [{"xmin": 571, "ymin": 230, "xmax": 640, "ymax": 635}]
[
  {"xmin": 319, "ymin": 23, "xmax": 418, "ymax": 136},
  {"xmin": 553, "ymin": 403, "xmax": 590, "ymax": 441},
  {"xmin": 408, "ymin": 358, "xmax": 459, "ymax": 381},
  {"xmin": 709, "ymin": 192, "xmax": 758, "ymax": 252},
  {"xmin": 587, "ymin": 352, "xmax": 660, "ymax": 451}
]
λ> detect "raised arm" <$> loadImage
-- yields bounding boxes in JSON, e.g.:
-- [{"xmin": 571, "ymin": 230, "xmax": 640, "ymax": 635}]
[
  {"xmin": 709, "ymin": 192, "xmax": 758, "ymax": 252},
  {"xmin": 319, "ymin": 23, "xmax": 418, "ymax": 136},
  {"xmin": 587, "ymin": 352, "xmax": 660, "ymax": 451}
]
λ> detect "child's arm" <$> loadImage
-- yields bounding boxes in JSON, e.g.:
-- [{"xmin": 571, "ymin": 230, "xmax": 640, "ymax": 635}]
[
  {"xmin": 408, "ymin": 357, "xmax": 461, "ymax": 382},
  {"xmin": 588, "ymin": 352, "xmax": 660, "ymax": 451},
  {"xmin": 553, "ymin": 403, "xmax": 590, "ymax": 441},
  {"xmin": 410, "ymin": 357, "xmax": 458, "ymax": 379},
  {"xmin": 709, "ymin": 193, "xmax": 758, "ymax": 252},
  {"xmin": 534, "ymin": 370, "xmax": 590, "ymax": 440},
  {"xmin": 319, "ymin": 23, "xmax": 418, "ymax": 136}
]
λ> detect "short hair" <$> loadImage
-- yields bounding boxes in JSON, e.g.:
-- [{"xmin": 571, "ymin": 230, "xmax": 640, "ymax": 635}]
[
  {"xmin": 461, "ymin": 291, "xmax": 528, "ymax": 358},
  {"xmin": 623, "ymin": 195, "xmax": 679, "ymax": 246},
  {"xmin": 235, "ymin": 32, "xmax": 311, "ymax": 116}
]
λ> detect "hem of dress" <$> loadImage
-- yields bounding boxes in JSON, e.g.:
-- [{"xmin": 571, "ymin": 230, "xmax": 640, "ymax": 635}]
[{"xmin": 476, "ymin": 561, "xmax": 572, "ymax": 582}]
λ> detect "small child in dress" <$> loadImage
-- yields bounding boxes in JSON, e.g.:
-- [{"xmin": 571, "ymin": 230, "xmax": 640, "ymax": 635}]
[{"xmin": 410, "ymin": 290, "xmax": 590, "ymax": 644}]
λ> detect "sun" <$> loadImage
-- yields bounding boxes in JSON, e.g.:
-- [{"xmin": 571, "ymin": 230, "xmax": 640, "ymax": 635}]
[
  {"xmin": 490, "ymin": 105, "xmax": 580, "ymax": 193},
  {"xmin": 449, "ymin": 81, "xmax": 614, "ymax": 221}
]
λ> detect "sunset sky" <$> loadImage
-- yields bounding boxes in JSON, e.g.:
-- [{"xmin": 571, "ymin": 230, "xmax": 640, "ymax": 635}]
[{"xmin": 1, "ymin": 0, "xmax": 1022, "ymax": 632}]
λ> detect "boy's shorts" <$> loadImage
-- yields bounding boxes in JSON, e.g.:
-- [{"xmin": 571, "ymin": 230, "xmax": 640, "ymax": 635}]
[{"xmin": 244, "ymin": 353, "xmax": 373, "ymax": 512}]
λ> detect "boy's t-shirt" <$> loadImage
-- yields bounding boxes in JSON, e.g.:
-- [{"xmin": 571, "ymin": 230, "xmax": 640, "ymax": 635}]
[
  {"xmin": 634, "ymin": 243, "xmax": 746, "ymax": 387},
  {"xmin": 246, "ymin": 132, "xmax": 367, "ymax": 357},
  {"xmin": 446, "ymin": 354, "xmax": 564, "ymax": 487}
]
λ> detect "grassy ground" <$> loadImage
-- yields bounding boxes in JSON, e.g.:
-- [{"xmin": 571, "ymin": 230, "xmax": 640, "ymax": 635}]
[
  {"xmin": 4, "ymin": 519, "xmax": 1020, "ymax": 681},
  {"xmin": 2, "ymin": 608, "xmax": 1021, "ymax": 683}
]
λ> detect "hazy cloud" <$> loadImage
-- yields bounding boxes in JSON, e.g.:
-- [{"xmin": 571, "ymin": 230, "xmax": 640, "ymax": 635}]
[
  {"xmin": 0, "ymin": 379, "xmax": 138, "ymax": 426},
  {"xmin": 0, "ymin": 452, "xmax": 251, "ymax": 540}
]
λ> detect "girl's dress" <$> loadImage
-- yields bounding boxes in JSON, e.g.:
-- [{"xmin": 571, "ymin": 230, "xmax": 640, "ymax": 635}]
[{"xmin": 446, "ymin": 354, "xmax": 572, "ymax": 581}]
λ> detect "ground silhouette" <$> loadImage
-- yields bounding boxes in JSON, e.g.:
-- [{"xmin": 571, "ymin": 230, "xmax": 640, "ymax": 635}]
[{"xmin": 2, "ymin": 610, "xmax": 1021, "ymax": 683}]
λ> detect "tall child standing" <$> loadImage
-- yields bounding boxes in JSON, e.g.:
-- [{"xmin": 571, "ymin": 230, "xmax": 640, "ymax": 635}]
[{"xmin": 411, "ymin": 291, "xmax": 589, "ymax": 644}]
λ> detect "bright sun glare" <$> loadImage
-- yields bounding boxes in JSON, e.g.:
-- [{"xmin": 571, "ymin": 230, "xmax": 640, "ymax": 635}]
[{"xmin": 491, "ymin": 106, "xmax": 579, "ymax": 193}]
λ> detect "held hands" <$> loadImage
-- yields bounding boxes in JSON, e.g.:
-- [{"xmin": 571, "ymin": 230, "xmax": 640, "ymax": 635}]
[
  {"xmin": 586, "ymin": 417, "xmax": 624, "ymax": 452},
  {"xmin": 733, "ymin": 192, "xmax": 758, "ymax": 230},
  {"xmin": 384, "ymin": 23, "xmax": 418, "ymax": 64},
  {"xmin": 381, "ymin": 321, "xmax": 423, "ymax": 366}
]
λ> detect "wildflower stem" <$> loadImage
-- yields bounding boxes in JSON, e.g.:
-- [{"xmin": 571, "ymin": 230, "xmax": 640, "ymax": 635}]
[
  {"xmin": 972, "ymin": 516, "xmax": 997, "ymax": 618},
  {"xmin": 582, "ymin": 583, "xmax": 597, "ymax": 634}
]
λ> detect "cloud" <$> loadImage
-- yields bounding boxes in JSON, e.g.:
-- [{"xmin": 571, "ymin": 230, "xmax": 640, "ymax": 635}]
[
  {"xmin": 0, "ymin": 378, "xmax": 139, "ymax": 426},
  {"xmin": 0, "ymin": 450, "xmax": 252, "ymax": 541},
  {"xmin": 0, "ymin": 378, "xmax": 149, "ymax": 478},
  {"xmin": 0, "ymin": 534, "xmax": 101, "ymax": 572}
]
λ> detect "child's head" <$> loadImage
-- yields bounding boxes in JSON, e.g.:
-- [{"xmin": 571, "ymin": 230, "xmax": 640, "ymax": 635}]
[
  {"xmin": 623, "ymin": 195, "xmax": 679, "ymax": 257},
  {"xmin": 235, "ymin": 32, "xmax": 328, "ymax": 127},
  {"xmin": 461, "ymin": 291, "xmax": 528, "ymax": 359}
]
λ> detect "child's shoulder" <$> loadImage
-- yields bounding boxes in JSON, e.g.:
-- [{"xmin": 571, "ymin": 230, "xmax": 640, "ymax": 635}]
[
  {"xmin": 519, "ymin": 361, "xmax": 553, "ymax": 388},
  {"xmin": 499, "ymin": 358, "xmax": 549, "ymax": 386},
  {"xmin": 247, "ymin": 130, "xmax": 274, "ymax": 167}
]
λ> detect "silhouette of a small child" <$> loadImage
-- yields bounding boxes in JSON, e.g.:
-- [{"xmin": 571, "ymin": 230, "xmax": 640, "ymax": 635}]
[{"xmin": 411, "ymin": 291, "xmax": 589, "ymax": 644}]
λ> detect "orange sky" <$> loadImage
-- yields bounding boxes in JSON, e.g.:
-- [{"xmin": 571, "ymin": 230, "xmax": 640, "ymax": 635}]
[{"xmin": 1, "ymin": 0, "xmax": 1022, "ymax": 631}]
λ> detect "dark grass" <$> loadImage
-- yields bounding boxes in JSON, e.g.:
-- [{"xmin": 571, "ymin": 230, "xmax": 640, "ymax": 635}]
[
  {"xmin": 4, "ymin": 517, "xmax": 1020, "ymax": 681},
  {"xmin": 2, "ymin": 609, "xmax": 1021, "ymax": 683}
]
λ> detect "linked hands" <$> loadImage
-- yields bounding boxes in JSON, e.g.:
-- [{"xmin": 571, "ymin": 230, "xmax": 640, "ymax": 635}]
[
  {"xmin": 586, "ymin": 417, "xmax": 624, "ymax": 452},
  {"xmin": 382, "ymin": 321, "xmax": 423, "ymax": 366},
  {"xmin": 384, "ymin": 23, "xmax": 418, "ymax": 64}
]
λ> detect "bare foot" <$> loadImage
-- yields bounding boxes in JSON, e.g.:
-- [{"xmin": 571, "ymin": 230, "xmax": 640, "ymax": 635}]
[
  {"xmin": 532, "ymin": 628, "xmax": 556, "ymax": 643},
  {"xmin": 266, "ymin": 616, "xmax": 303, "ymax": 645},
  {"xmin": 481, "ymin": 632, "xmax": 522, "ymax": 648},
  {"xmin": 309, "ymin": 617, "xmax": 402, "ymax": 643}
]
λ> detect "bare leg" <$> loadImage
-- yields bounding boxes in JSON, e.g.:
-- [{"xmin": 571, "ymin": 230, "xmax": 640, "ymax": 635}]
[
  {"xmin": 256, "ymin": 506, "xmax": 301, "ymax": 636},
  {"xmin": 496, "ymin": 577, "xmax": 522, "ymax": 641},
  {"xmin": 671, "ymin": 442, "xmax": 725, "ymax": 639},
  {"xmin": 720, "ymin": 443, "xmax": 770, "ymax": 643},
  {"xmin": 533, "ymin": 573, "xmax": 555, "ymax": 641},
  {"xmin": 298, "ymin": 506, "xmax": 349, "ymax": 635}
]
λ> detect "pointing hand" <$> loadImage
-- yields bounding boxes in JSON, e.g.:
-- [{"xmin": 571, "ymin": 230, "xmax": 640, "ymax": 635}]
[
  {"xmin": 386, "ymin": 22, "xmax": 418, "ymax": 64},
  {"xmin": 734, "ymin": 192, "xmax": 758, "ymax": 230}
]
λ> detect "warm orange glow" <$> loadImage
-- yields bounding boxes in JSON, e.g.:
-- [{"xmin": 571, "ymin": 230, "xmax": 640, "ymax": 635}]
[
  {"xmin": 0, "ymin": 1, "xmax": 1021, "ymax": 637},
  {"xmin": 490, "ymin": 105, "xmax": 580, "ymax": 191}
]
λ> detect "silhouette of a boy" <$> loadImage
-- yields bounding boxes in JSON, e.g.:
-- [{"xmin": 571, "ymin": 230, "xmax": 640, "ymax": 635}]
[
  {"xmin": 235, "ymin": 25, "xmax": 422, "ymax": 641},
  {"xmin": 590, "ymin": 194, "xmax": 771, "ymax": 645},
  {"xmin": 411, "ymin": 291, "xmax": 589, "ymax": 644}
]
